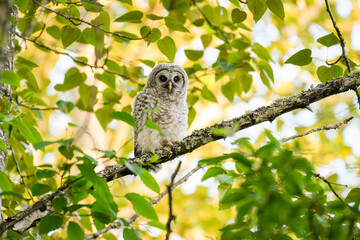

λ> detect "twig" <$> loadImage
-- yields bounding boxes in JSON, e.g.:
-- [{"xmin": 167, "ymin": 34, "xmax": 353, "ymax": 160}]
[
  {"xmin": 10, "ymin": 148, "xmax": 34, "ymax": 202},
  {"xmin": 239, "ymin": 0, "xmax": 248, "ymax": 3},
  {"xmin": 281, "ymin": 117, "xmax": 353, "ymax": 143},
  {"xmin": 314, "ymin": 173, "xmax": 347, "ymax": 203},
  {"xmin": 192, "ymin": 0, "xmax": 229, "ymax": 43},
  {"xmin": 85, "ymin": 165, "xmax": 202, "ymax": 240},
  {"xmin": 15, "ymin": 33, "xmax": 135, "ymax": 81},
  {"xmin": 165, "ymin": 161, "xmax": 182, "ymax": 240},
  {"xmin": 33, "ymin": 0, "xmax": 151, "ymax": 40},
  {"xmin": 326, "ymin": 55, "xmax": 342, "ymax": 66},
  {"xmin": 324, "ymin": 0, "xmax": 352, "ymax": 72},
  {"xmin": 18, "ymin": 102, "xmax": 59, "ymax": 111}
]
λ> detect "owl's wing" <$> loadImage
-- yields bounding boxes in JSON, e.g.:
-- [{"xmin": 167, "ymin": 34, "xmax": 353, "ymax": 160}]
[{"xmin": 132, "ymin": 91, "xmax": 150, "ymax": 157}]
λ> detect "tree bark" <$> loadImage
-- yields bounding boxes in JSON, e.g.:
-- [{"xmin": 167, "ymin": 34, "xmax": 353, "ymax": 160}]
[
  {"xmin": 0, "ymin": 72, "xmax": 359, "ymax": 234},
  {"xmin": 0, "ymin": 1, "xmax": 17, "ymax": 223}
]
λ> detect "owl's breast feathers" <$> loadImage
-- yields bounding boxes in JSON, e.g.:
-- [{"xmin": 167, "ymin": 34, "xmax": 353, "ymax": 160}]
[{"xmin": 132, "ymin": 88, "xmax": 188, "ymax": 156}]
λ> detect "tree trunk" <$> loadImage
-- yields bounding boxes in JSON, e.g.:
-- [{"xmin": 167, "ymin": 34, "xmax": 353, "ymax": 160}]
[{"xmin": 0, "ymin": 0, "xmax": 17, "ymax": 223}]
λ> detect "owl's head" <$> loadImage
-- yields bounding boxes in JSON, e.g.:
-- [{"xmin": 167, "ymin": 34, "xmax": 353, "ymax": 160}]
[{"xmin": 145, "ymin": 63, "xmax": 188, "ymax": 100}]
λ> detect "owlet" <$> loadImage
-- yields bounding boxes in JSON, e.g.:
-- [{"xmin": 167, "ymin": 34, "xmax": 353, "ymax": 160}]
[{"xmin": 132, "ymin": 63, "xmax": 189, "ymax": 157}]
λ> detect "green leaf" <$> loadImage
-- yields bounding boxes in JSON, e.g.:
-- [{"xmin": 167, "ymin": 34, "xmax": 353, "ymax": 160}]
[
  {"xmin": 15, "ymin": 56, "xmax": 39, "ymax": 69},
  {"xmin": 0, "ymin": 139, "xmax": 6, "ymax": 152},
  {"xmin": 267, "ymin": 0, "xmax": 285, "ymax": 20},
  {"xmin": 117, "ymin": 0, "xmax": 132, "ymax": 5},
  {"xmin": 31, "ymin": 183, "xmax": 52, "ymax": 196},
  {"xmin": 78, "ymin": 162, "xmax": 98, "ymax": 185},
  {"xmin": 82, "ymin": 0, "xmax": 103, "ymax": 12},
  {"xmin": 0, "ymin": 191, "xmax": 30, "ymax": 200},
  {"xmin": 95, "ymin": 107, "xmax": 113, "ymax": 130},
  {"xmin": 145, "ymin": 28, "xmax": 161, "ymax": 43},
  {"xmin": 12, "ymin": 117, "xmax": 42, "ymax": 145},
  {"xmin": 201, "ymin": 86, "xmax": 217, "ymax": 103},
  {"xmin": 125, "ymin": 161, "xmax": 143, "ymax": 175},
  {"xmin": 56, "ymin": 100, "xmax": 75, "ymax": 113},
  {"xmin": 39, "ymin": 215, "xmax": 63, "ymax": 234},
  {"xmin": 199, "ymin": 153, "xmax": 251, "ymax": 166},
  {"xmin": 146, "ymin": 14, "xmax": 163, "ymax": 20},
  {"xmin": 95, "ymin": 72, "xmax": 116, "ymax": 89},
  {"xmin": 201, "ymin": 34, "xmax": 212, "ymax": 48},
  {"xmin": 345, "ymin": 188, "xmax": 360, "ymax": 203},
  {"xmin": 109, "ymin": 111, "xmax": 136, "ymax": 127},
  {"xmin": 252, "ymin": 42, "xmax": 272, "ymax": 61},
  {"xmin": 188, "ymin": 107, "xmax": 196, "ymax": 126},
  {"xmin": 1, "ymin": 70, "xmax": 20, "ymax": 87},
  {"xmin": 14, "ymin": 0, "xmax": 29, "ymax": 13},
  {"xmin": 317, "ymin": 32, "xmax": 340, "ymax": 47},
  {"xmin": 52, "ymin": 197, "xmax": 67, "ymax": 212},
  {"xmin": 0, "ymin": 171, "xmax": 13, "ymax": 192},
  {"xmin": 114, "ymin": 11, "xmax": 143, "ymax": 23},
  {"xmin": 231, "ymin": 8, "xmax": 247, "ymax": 23},
  {"xmin": 218, "ymin": 60, "xmax": 236, "ymax": 72},
  {"xmin": 77, "ymin": 84, "xmax": 98, "ymax": 112},
  {"xmin": 61, "ymin": 26, "xmax": 81, "ymax": 48},
  {"xmin": 145, "ymin": 120, "xmax": 170, "ymax": 140},
  {"xmin": 184, "ymin": 50, "xmax": 203, "ymax": 61},
  {"xmin": 201, "ymin": 167, "xmax": 227, "ymax": 181},
  {"xmin": 126, "ymin": 161, "xmax": 160, "ymax": 193},
  {"xmin": 157, "ymin": 37, "xmax": 176, "ymax": 62},
  {"xmin": 221, "ymin": 82, "xmax": 234, "ymax": 102},
  {"xmin": 125, "ymin": 193, "xmax": 158, "ymax": 220},
  {"xmin": 317, "ymin": 65, "xmax": 343, "ymax": 83},
  {"xmin": 285, "ymin": 49, "xmax": 312, "ymax": 66},
  {"xmin": 164, "ymin": 16, "xmax": 190, "ymax": 33},
  {"xmin": 54, "ymin": 68, "xmax": 86, "ymax": 91},
  {"xmin": 77, "ymin": 209, "xmax": 93, "ymax": 232},
  {"xmin": 46, "ymin": 25, "xmax": 61, "ymax": 40},
  {"xmin": 148, "ymin": 220, "xmax": 166, "ymax": 230},
  {"xmin": 140, "ymin": 60, "xmax": 156, "ymax": 68},
  {"xmin": 139, "ymin": 170, "xmax": 160, "ymax": 194},
  {"xmin": 92, "ymin": 12, "xmax": 110, "ymax": 32},
  {"xmin": 36, "ymin": 169, "xmax": 57, "ymax": 178},
  {"xmin": 123, "ymin": 228, "xmax": 141, "ymax": 240},
  {"xmin": 248, "ymin": 0, "xmax": 267, "ymax": 22},
  {"xmin": 67, "ymin": 222, "xmax": 85, "ymax": 240}
]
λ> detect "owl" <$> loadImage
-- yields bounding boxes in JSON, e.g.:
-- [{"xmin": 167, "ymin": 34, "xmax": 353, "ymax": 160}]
[{"xmin": 132, "ymin": 63, "xmax": 189, "ymax": 157}]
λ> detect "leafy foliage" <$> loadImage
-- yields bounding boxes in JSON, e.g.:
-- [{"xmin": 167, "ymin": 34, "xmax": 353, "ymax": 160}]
[{"xmin": 0, "ymin": 0, "xmax": 359, "ymax": 239}]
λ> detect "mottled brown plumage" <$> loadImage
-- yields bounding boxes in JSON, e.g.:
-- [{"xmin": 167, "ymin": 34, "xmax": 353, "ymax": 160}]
[{"xmin": 132, "ymin": 63, "xmax": 189, "ymax": 157}]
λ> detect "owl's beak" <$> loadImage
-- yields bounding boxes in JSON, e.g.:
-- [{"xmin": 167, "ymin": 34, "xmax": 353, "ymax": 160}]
[{"xmin": 168, "ymin": 81, "xmax": 172, "ymax": 92}]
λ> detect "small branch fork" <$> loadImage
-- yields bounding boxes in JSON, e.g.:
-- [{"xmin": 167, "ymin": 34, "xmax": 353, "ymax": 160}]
[
  {"xmin": 32, "ymin": 0, "xmax": 151, "ymax": 40},
  {"xmin": 324, "ymin": 0, "xmax": 352, "ymax": 73},
  {"xmin": 280, "ymin": 117, "xmax": 353, "ymax": 143},
  {"xmin": 84, "ymin": 165, "xmax": 202, "ymax": 240},
  {"xmin": 165, "ymin": 161, "xmax": 182, "ymax": 240},
  {"xmin": 314, "ymin": 173, "xmax": 348, "ymax": 203}
]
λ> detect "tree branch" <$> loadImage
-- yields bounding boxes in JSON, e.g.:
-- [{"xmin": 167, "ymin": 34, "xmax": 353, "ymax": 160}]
[
  {"xmin": 324, "ymin": 0, "xmax": 352, "ymax": 72},
  {"xmin": 165, "ymin": 161, "xmax": 182, "ymax": 240},
  {"xmin": 280, "ymin": 117, "xmax": 353, "ymax": 143},
  {"xmin": 1, "ymin": 73, "xmax": 360, "ymax": 234},
  {"xmin": 314, "ymin": 173, "xmax": 347, "ymax": 203},
  {"xmin": 16, "ymin": 33, "xmax": 137, "ymax": 82},
  {"xmin": 85, "ymin": 165, "xmax": 202, "ymax": 240},
  {"xmin": 32, "ymin": 0, "xmax": 151, "ymax": 40}
]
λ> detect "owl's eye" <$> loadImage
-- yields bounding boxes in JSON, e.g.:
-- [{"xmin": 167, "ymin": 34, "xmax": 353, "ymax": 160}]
[
  {"xmin": 173, "ymin": 76, "xmax": 180, "ymax": 82},
  {"xmin": 159, "ymin": 75, "xmax": 167, "ymax": 82}
]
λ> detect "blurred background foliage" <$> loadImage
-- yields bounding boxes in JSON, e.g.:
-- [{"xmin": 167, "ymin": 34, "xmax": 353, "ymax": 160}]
[{"xmin": 1, "ymin": 0, "xmax": 360, "ymax": 239}]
